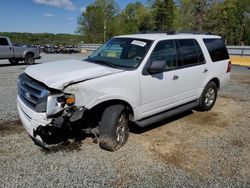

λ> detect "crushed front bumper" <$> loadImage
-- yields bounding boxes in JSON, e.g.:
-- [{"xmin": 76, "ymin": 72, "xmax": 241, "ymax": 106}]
[
  {"xmin": 17, "ymin": 95, "xmax": 52, "ymax": 143},
  {"xmin": 17, "ymin": 95, "xmax": 85, "ymax": 146}
]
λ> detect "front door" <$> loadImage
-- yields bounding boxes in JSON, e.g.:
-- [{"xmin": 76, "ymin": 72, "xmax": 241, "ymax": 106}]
[{"xmin": 0, "ymin": 38, "xmax": 12, "ymax": 59}]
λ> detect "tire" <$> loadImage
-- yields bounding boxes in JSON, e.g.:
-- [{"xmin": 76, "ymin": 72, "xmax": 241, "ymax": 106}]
[
  {"xmin": 197, "ymin": 81, "xmax": 218, "ymax": 111},
  {"xmin": 9, "ymin": 59, "xmax": 19, "ymax": 65},
  {"xmin": 99, "ymin": 105, "xmax": 129, "ymax": 151},
  {"xmin": 24, "ymin": 53, "xmax": 35, "ymax": 65}
]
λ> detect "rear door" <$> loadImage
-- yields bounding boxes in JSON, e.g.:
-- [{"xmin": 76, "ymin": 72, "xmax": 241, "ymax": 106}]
[
  {"xmin": 173, "ymin": 39, "xmax": 208, "ymax": 100},
  {"xmin": 0, "ymin": 37, "xmax": 12, "ymax": 58}
]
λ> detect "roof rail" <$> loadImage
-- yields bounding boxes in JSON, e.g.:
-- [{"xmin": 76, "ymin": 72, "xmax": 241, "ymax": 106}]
[
  {"xmin": 136, "ymin": 30, "xmax": 213, "ymax": 35},
  {"xmin": 137, "ymin": 30, "xmax": 176, "ymax": 34},
  {"xmin": 177, "ymin": 30, "xmax": 213, "ymax": 35}
]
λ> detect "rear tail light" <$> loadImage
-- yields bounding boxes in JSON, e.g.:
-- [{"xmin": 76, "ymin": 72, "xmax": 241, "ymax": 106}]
[{"xmin": 227, "ymin": 60, "xmax": 232, "ymax": 73}]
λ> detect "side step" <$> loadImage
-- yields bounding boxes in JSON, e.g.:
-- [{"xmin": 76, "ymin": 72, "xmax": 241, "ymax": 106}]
[{"xmin": 135, "ymin": 100, "xmax": 199, "ymax": 127}]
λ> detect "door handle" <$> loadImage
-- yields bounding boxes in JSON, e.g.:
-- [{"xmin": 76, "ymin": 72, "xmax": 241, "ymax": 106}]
[
  {"xmin": 172, "ymin": 75, "xmax": 179, "ymax": 80},
  {"xmin": 9, "ymin": 47, "xmax": 12, "ymax": 50},
  {"xmin": 203, "ymin": 68, "xmax": 208, "ymax": 73}
]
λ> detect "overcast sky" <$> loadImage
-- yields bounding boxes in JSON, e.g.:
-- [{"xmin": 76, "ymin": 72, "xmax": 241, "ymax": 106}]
[{"xmin": 0, "ymin": 0, "xmax": 146, "ymax": 34}]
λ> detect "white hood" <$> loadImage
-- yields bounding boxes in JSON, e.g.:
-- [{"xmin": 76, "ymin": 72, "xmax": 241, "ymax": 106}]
[{"xmin": 25, "ymin": 60, "xmax": 123, "ymax": 90}]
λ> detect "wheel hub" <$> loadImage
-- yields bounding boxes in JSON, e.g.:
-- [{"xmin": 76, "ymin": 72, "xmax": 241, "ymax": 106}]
[
  {"xmin": 116, "ymin": 113, "xmax": 128, "ymax": 143},
  {"xmin": 205, "ymin": 88, "xmax": 215, "ymax": 106}
]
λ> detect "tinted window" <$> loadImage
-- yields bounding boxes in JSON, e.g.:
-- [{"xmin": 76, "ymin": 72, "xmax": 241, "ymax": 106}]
[
  {"xmin": 0, "ymin": 38, "xmax": 9, "ymax": 46},
  {"xmin": 149, "ymin": 40, "xmax": 177, "ymax": 71},
  {"xmin": 177, "ymin": 39, "xmax": 204, "ymax": 67},
  {"xmin": 203, "ymin": 38, "xmax": 229, "ymax": 62}
]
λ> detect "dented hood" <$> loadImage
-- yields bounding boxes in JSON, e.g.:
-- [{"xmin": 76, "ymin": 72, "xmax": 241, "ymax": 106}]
[{"xmin": 25, "ymin": 59, "xmax": 123, "ymax": 90}]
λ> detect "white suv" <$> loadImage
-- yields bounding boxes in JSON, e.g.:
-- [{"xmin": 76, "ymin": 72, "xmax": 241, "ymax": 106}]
[{"xmin": 17, "ymin": 31, "xmax": 231, "ymax": 151}]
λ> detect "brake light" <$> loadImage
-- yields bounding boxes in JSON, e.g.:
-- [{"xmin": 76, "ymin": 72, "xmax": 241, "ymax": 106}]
[{"xmin": 227, "ymin": 60, "xmax": 232, "ymax": 73}]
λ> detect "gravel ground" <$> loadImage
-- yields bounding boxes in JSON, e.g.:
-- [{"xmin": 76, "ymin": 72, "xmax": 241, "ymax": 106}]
[{"xmin": 0, "ymin": 54, "xmax": 250, "ymax": 187}]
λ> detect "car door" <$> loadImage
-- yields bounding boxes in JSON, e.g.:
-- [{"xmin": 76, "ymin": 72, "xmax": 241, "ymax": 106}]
[
  {"xmin": 138, "ymin": 39, "xmax": 206, "ymax": 119},
  {"xmin": 0, "ymin": 37, "xmax": 12, "ymax": 58},
  {"xmin": 139, "ymin": 39, "xmax": 183, "ymax": 118},
  {"xmin": 174, "ymin": 39, "xmax": 207, "ymax": 101}
]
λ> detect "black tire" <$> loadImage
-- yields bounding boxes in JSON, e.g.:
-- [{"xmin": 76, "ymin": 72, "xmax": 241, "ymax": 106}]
[
  {"xmin": 9, "ymin": 59, "xmax": 19, "ymax": 65},
  {"xmin": 99, "ymin": 105, "xmax": 129, "ymax": 151},
  {"xmin": 24, "ymin": 53, "xmax": 35, "ymax": 65},
  {"xmin": 197, "ymin": 81, "xmax": 218, "ymax": 111}
]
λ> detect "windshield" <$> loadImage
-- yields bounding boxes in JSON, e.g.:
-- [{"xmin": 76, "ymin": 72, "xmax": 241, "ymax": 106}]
[{"xmin": 87, "ymin": 37, "xmax": 152, "ymax": 69}]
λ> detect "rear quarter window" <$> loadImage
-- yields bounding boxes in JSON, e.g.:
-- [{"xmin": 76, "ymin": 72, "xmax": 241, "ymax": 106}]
[{"xmin": 203, "ymin": 38, "xmax": 229, "ymax": 62}]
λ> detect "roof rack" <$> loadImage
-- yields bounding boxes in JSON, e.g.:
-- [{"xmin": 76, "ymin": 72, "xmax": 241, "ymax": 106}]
[
  {"xmin": 137, "ymin": 30, "xmax": 213, "ymax": 35},
  {"xmin": 177, "ymin": 30, "xmax": 213, "ymax": 35},
  {"xmin": 137, "ymin": 30, "xmax": 176, "ymax": 35}
]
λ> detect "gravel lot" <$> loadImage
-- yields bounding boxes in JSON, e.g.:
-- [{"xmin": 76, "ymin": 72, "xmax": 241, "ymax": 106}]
[{"xmin": 0, "ymin": 54, "xmax": 250, "ymax": 187}]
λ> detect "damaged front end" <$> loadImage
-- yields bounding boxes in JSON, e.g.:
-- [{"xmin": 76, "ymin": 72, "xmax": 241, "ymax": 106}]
[
  {"xmin": 17, "ymin": 73, "xmax": 99, "ymax": 148},
  {"xmin": 33, "ymin": 106, "xmax": 86, "ymax": 145}
]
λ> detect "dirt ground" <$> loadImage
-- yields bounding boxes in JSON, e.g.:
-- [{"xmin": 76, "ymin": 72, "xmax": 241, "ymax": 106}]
[{"xmin": 139, "ymin": 96, "xmax": 250, "ymax": 182}]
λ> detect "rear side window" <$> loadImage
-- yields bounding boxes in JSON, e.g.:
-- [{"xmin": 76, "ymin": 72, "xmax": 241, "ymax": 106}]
[
  {"xmin": 0, "ymin": 38, "xmax": 9, "ymax": 46},
  {"xmin": 203, "ymin": 38, "xmax": 229, "ymax": 62},
  {"xmin": 177, "ymin": 39, "xmax": 205, "ymax": 67}
]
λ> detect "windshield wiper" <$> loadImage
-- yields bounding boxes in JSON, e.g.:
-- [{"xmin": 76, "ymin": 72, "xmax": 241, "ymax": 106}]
[{"xmin": 90, "ymin": 59, "xmax": 118, "ymax": 68}]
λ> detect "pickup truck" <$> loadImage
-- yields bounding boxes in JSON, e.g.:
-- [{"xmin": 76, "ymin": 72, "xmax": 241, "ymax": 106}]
[
  {"xmin": 0, "ymin": 36, "xmax": 41, "ymax": 65},
  {"xmin": 17, "ymin": 31, "xmax": 231, "ymax": 151}
]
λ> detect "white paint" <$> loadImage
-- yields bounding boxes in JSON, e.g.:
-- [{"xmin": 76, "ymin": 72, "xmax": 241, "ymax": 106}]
[{"xmin": 25, "ymin": 60, "xmax": 124, "ymax": 90}]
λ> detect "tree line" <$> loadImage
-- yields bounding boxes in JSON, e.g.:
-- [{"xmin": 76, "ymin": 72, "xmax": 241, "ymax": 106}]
[
  {"xmin": 77, "ymin": 0, "xmax": 250, "ymax": 45},
  {"xmin": 0, "ymin": 32, "xmax": 82, "ymax": 45}
]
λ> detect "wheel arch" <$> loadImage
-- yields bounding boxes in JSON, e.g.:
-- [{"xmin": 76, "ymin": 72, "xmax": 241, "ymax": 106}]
[
  {"xmin": 25, "ymin": 51, "xmax": 35, "ymax": 58},
  {"xmin": 202, "ymin": 76, "xmax": 220, "ymax": 90},
  {"xmin": 209, "ymin": 77, "xmax": 220, "ymax": 89},
  {"xmin": 88, "ymin": 99, "xmax": 135, "ymax": 120}
]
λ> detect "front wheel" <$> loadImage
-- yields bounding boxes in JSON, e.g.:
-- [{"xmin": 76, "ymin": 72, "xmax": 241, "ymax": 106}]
[
  {"xmin": 197, "ymin": 81, "xmax": 218, "ymax": 111},
  {"xmin": 9, "ymin": 59, "xmax": 19, "ymax": 65},
  {"xmin": 99, "ymin": 105, "xmax": 129, "ymax": 151},
  {"xmin": 24, "ymin": 54, "xmax": 35, "ymax": 65}
]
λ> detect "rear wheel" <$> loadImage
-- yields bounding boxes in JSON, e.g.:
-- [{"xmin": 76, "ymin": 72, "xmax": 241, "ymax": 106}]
[
  {"xmin": 99, "ymin": 105, "xmax": 129, "ymax": 151},
  {"xmin": 197, "ymin": 81, "xmax": 218, "ymax": 111},
  {"xmin": 24, "ymin": 53, "xmax": 35, "ymax": 65},
  {"xmin": 9, "ymin": 59, "xmax": 19, "ymax": 65}
]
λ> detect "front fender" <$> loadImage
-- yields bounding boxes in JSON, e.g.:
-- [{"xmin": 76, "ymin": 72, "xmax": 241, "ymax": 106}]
[{"xmin": 64, "ymin": 84, "xmax": 138, "ymax": 110}]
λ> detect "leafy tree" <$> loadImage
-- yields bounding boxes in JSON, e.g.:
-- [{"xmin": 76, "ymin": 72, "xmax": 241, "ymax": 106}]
[
  {"xmin": 119, "ymin": 2, "xmax": 153, "ymax": 33},
  {"xmin": 77, "ymin": 0, "xmax": 119, "ymax": 43},
  {"xmin": 204, "ymin": 0, "xmax": 250, "ymax": 45},
  {"xmin": 76, "ymin": 0, "xmax": 250, "ymax": 45},
  {"xmin": 179, "ymin": 0, "xmax": 210, "ymax": 30},
  {"xmin": 152, "ymin": 0, "xmax": 175, "ymax": 30}
]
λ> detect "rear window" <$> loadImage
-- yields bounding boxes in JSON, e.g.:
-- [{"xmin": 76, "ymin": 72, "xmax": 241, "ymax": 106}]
[{"xmin": 203, "ymin": 38, "xmax": 229, "ymax": 62}]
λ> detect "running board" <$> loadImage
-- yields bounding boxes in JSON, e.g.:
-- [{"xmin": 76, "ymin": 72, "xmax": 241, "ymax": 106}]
[{"xmin": 135, "ymin": 100, "xmax": 199, "ymax": 127}]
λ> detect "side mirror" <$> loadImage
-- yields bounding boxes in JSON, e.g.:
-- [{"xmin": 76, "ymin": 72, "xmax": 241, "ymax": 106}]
[{"xmin": 148, "ymin": 60, "xmax": 165, "ymax": 74}]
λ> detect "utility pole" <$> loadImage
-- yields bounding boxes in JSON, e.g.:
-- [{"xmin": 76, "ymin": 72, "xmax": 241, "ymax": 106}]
[{"xmin": 104, "ymin": 19, "xmax": 107, "ymax": 43}]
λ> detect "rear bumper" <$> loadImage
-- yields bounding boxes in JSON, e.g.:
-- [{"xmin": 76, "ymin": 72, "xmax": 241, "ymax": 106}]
[
  {"xmin": 17, "ymin": 95, "xmax": 51, "ymax": 143},
  {"xmin": 35, "ymin": 55, "xmax": 42, "ymax": 59}
]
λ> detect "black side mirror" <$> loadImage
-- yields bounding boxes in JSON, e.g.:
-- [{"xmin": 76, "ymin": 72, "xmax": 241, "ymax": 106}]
[{"xmin": 148, "ymin": 60, "xmax": 165, "ymax": 74}]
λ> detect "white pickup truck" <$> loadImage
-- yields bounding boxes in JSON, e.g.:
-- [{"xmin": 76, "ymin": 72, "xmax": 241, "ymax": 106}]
[
  {"xmin": 0, "ymin": 36, "xmax": 41, "ymax": 65},
  {"xmin": 17, "ymin": 31, "xmax": 231, "ymax": 151}
]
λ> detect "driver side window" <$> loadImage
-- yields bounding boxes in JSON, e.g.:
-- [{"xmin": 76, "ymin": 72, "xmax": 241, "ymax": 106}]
[{"xmin": 149, "ymin": 40, "xmax": 177, "ymax": 71}]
